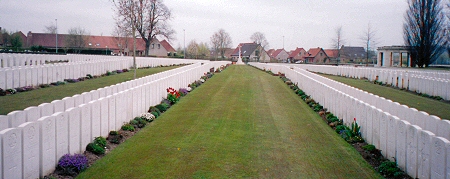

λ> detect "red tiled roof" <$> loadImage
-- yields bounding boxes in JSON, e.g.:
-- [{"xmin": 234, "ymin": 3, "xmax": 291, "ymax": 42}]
[
  {"xmin": 160, "ymin": 40, "xmax": 176, "ymax": 52},
  {"xmin": 324, "ymin": 49, "xmax": 339, "ymax": 58},
  {"xmin": 272, "ymin": 49, "xmax": 285, "ymax": 58},
  {"xmin": 288, "ymin": 47, "xmax": 305, "ymax": 58},
  {"xmin": 306, "ymin": 48, "xmax": 322, "ymax": 57}
]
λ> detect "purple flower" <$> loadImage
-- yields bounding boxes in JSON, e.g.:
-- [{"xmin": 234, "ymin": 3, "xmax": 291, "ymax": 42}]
[{"xmin": 58, "ymin": 153, "xmax": 88, "ymax": 172}]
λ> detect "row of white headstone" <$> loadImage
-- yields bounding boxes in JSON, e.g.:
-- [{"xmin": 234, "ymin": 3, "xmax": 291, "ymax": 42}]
[
  {"xmin": 0, "ymin": 54, "xmax": 208, "ymax": 89},
  {"xmin": 0, "ymin": 60, "xmax": 228, "ymax": 179},
  {"xmin": 249, "ymin": 62, "xmax": 450, "ymax": 179},
  {"xmin": 293, "ymin": 64, "xmax": 450, "ymax": 101},
  {"xmin": 0, "ymin": 54, "xmax": 134, "ymax": 68}
]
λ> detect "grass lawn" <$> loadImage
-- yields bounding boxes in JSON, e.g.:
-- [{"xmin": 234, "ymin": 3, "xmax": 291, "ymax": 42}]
[
  {"xmin": 0, "ymin": 66, "xmax": 180, "ymax": 115},
  {"xmin": 77, "ymin": 65, "xmax": 381, "ymax": 178},
  {"xmin": 321, "ymin": 74, "xmax": 450, "ymax": 120}
]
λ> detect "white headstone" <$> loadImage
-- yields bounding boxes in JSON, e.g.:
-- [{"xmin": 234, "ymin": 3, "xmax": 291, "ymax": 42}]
[
  {"xmin": 8, "ymin": 110, "xmax": 26, "ymax": 128},
  {"xmin": 99, "ymin": 98, "xmax": 109, "ymax": 137},
  {"xmin": 80, "ymin": 104, "xmax": 92, "ymax": 152},
  {"xmin": 396, "ymin": 120, "xmax": 410, "ymax": 171},
  {"xmin": 24, "ymin": 106, "xmax": 40, "ymax": 122},
  {"xmin": 67, "ymin": 107, "xmax": 81, "ymax": 154},
  {"xmin": 108, "ymin": 96, "xmax": 116, "ymax": 131},
  {"xmin": 431, "ymin": 137, "xmax": 449, "ymax": 179},
  {"xmin": 38, "ymin": 115, "xmax": 56, "ymax": 177},
  {"xmin": 379, "ymin": 112, "xmax": 389, "ymax": 157},
  {"xmin": 418, "ymin": 130, "xmax": 434, "ymax": 179},
  {"xmin": 51, "ymin": 100, "xmax": 65, "ymax": 113},
  {"xmin": 89, "ymin": 100, "xmax": 101, "ymax": 138},
  {"xmin": 386, "ymin": 115, "xmax": 399, "ymax": 160},
  {"xmin": 406, "ymin": 125, "xmax": 421, "ymax": 178},
  {"xmin": 1, "ymin": 128, "xmax": 22, "ymax": 179},
  {"xmin": 53, "ymin": 112, "xmax": 69, "ymax": 160},
  {"xmin": 18, "ymin": 122, "xmax": 40, "ymax": 179},
  {"xmin": 38, "ymin": 103, "xmax": 54, "ymax": 118}
]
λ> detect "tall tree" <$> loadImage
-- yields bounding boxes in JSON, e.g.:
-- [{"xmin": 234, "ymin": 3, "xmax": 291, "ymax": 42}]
[
  {"xmin": 404, "ymin": 0, "xmax": 446, "ymax": 67},
  {"xmin": 65, "ymin": 27, "xmax": 88, "ymax": 54},
  {"xmin": 187, "ymin": 40, "xmax": 199, "ymax": 59},
  {"xmin": 114, "ymin": 0, "xmax": 175, "ymax": 57},
  {"xmin": 210, "ymin": 28, "xmax": 232, "ymax": 60},
  {"xmin": 360, "ymin": 23, "xmax": 378, "ymax": 65},
  {"xmin": 331, "ymin": 26, "xmax": 344, "ymax": 65},
  {"xmin": 250, "ymin": 32, "xmax": 269, "ymax": 50},
  {"xmin": 10, "ymin": 33, "xmax": 22, "ymax": 51}
]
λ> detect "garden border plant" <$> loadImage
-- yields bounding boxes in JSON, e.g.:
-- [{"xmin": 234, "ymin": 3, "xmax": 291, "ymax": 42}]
[
  {"xmin": 255, "ymin": 66, "xmax": 411, "ymax": 179},
  {"xmin": 44, "ymin": 64, "xmax": 229, "ymax": 178}
]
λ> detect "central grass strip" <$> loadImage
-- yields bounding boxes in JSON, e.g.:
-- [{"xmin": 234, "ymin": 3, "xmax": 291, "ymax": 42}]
[
  {"xmin": 77, "ymin": 65, "xmax": 381, "ymax": 178},
  {"xmin": 321, "ymin": 74, "xmax": 450, "ymax": 120},
  {"xmin": 0, "ymin": 66, "xmax": 180, "ymax": 115}
]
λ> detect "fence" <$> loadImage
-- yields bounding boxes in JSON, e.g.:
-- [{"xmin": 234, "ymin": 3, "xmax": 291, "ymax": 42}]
[
  {"xmin": 0, "ymin": 60, "xmax": 228, "ymax": 179},
  {"xmin": 249, "ymin": 62, "xmax": 450, "ymax": 179}
]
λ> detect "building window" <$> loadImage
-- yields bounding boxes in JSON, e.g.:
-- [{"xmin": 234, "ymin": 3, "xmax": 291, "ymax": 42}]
[
  {"xmin": 152, "ymin": 44, "xmax": 154, "ymax": 49},
  {"xmin": 158, "ymin": 44, "xmax": 160, "ymax": 49},
  {"xmin": 320, "ymin": 53, "xmax": 323, "ymax": 56}
]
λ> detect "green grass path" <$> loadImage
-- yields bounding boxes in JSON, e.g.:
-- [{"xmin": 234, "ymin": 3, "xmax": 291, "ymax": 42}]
[
  {"xmin": 321, "ymin": 74, "xmax": 450, "ymax": 120},
  {"xmin": 77, "ymin": 65, "xmax": 380, "ymax": 178},
  {"xmin": 0, "ymin": 66, "xmax": 179, "ymax": 115}
]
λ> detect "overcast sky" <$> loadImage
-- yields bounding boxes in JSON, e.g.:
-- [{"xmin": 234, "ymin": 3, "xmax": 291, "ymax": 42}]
[{"xmin": 1, "ymin": 0, "xmax": 408, "ymax": 51}]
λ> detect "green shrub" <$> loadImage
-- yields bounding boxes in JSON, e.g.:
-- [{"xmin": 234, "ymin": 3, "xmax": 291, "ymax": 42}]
[
  {"xmin": 155, "ymin": 103, "xmax": 169, "ymax": 112},
  {"xmin": 86, "ymin": 143, "xmax": 105, "ymax": 155},
  {"xmin": 151, "ymin": 111, "xmax": 159, "ymax": 118},
  {"xmin": 327, "ymin": 116, "xmax": 339, "ymax": 123},
  {"xmin": 378, "ymin": 161, "xmax": 402, "ymax": 177},
  {"xmin": 148, "ymin": 106, "xmax": 161, "ymax": 115},
  {"xmin": 94, "ymin": 136, "xmax": 107, "ymax": 148},
  {"xmin": 335, "ymin": 125, "xmax": 349, "ymax": 134},
  {"xmin": 296, "ymin": 90, "xmax": 305, "ymax": 96},
  {"xmin": 131, "ymin": 117, "xmax": 147, "ymax": 128},
  {"xmin": 121, "ymin": 123, "xmax": 135, "ymax": 131},
  {"xmin": 109, "ymin": 131, "xmax": 119, "ymax": 135},
  {"xmin": 362, "ymin": 144, "xmax": 376, "ymax": 152}
]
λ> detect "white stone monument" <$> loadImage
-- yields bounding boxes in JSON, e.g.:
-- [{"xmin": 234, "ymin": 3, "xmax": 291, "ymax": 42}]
[{"xmin": 236, "ymin": 44, "xmax": 245, "ymax": 65}]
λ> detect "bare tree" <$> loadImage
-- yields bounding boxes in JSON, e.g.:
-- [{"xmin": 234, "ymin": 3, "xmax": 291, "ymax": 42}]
[
  {"xmin": 331, "ymin": 26, "xmax": 344, "ymax": 65},
  {"xmin": 65, "ymin": 27, "xmax": 88, "ymax": 54},
  {"xmin": 210, "ymin": 28, "xmax": 232, "ymax": 60},
  {"xmin": 114, "ymin": 0, "xmax": 175, "ymax": 57},
  {"xmin": 44, "ymin": 23, "xmax": 57, "ymax": 34},
  {"xmin": 250, "ymin": 32, "xmax": 269, "ymax": 50},
  {"xmin": 112, "ymin": 25, "xmax": 131, "ymax": 55},
  {"xmin": 360, "ymin": 23, "xmax": 379, "ymax": 66},
  {"xmin": 404, "ymin": 0, "xmax": 446, "ymax": 67}
]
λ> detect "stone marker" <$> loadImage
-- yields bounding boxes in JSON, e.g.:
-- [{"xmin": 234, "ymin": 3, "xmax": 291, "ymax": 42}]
[
  {"xmin": 1, "ymin": 127, "xmax": 22, "ymax": 179},
  {"xmin": 19, "ymin": 122, "xmax": 40, "ymax": 179},
  {"xmin": 431, "ymin": 137, "xmax": 449, "ymax": 178},
  {"xmin": 418, "ymin": 130, "xmax": 434, "ymax": 179},
  {"xmin": 38, "ymin": 115, "xmax": 56, "ymax": 177}
]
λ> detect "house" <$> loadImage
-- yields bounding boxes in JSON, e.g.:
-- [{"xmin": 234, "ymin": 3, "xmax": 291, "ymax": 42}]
[
  {"xmin": 288, "ymin": 47, "xmax": 307, "ymax": 63},
  {"xmin": 271, "ymin": 49, "xmax": 289, "ymax": 62},
  {"xmin": 149, "ymin": 39, "xmax": 176, "ymax": 57},
  {"xmin": 340, "ymin": 45, "xmax": 366, "ymax": 63},
  {"xmin": 304, "ymin": 47, "xmax": 329, "ymax": 64},
  {"xmin": 25, "ymin": 31, "xmax": 175, "ymax": 57},
  {"xmin": 324, "ymin": 49, "xmax": 339, "ymax": 63},
  {"xmin": 266, "ymin": 49, "xmax": 275, "ymax": 57},
  {"xmin": 230, "ymin": 43, "xmax": 270, "ymax": 63}
]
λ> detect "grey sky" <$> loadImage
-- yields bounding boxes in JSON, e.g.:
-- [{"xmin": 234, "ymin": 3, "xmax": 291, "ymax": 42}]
[{"xmin": 1, "ymin": 0, "xmax": 408, "ymax": 51}]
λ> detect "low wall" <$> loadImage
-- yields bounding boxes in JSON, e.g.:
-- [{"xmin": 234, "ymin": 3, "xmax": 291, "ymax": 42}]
[{"xmin": 249, "ymin": 62, "xmax": 450, "ymax": 179}]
